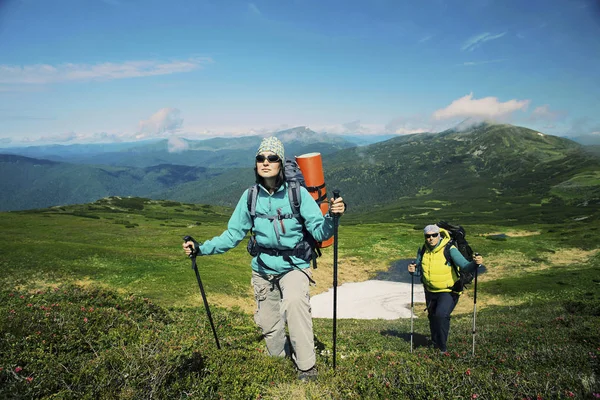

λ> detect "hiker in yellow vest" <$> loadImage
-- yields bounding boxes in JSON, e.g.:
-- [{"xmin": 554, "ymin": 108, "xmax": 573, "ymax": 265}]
[{"xmin": 408, "ymin": 224, "xmax": 483, "ymax": 353}]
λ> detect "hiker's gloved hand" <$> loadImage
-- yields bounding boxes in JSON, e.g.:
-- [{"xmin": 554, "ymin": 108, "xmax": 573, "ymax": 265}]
[
  {"xmin": 183, "ymin": 240, "xmax": 200, "ymax": 257},
  {"xmin": 473, "ymin": 254, "xmax": 483, "ymax": 265},
  {"xmin": 330, "ymin": 196, "xmax": 345, "ymax": 216},
  {"xmin": 408, "ymin": 262, "xmax": 417, "ymax": 275}
]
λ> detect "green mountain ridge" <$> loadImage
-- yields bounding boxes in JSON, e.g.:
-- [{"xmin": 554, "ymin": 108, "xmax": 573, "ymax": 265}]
[{"xmin": 1, "ymin": 124, "xmax": 599, "ymax": 223}]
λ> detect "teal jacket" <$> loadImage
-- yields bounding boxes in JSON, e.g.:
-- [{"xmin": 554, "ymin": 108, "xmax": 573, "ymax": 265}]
[{"xmin": 199, "ymin": 183, "xmax": 336, "ymax": 275}]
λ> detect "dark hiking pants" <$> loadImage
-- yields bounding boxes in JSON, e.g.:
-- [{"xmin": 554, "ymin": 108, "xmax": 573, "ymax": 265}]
[{"xmin": 425, "ymin": 291, "xmax": 459, "ymax": 352}]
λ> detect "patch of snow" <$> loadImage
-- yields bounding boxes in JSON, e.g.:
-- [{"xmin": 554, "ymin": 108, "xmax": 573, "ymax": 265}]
[{"xmin": 311, "ymin": 280, "xmax": 425, "ymax": 320}]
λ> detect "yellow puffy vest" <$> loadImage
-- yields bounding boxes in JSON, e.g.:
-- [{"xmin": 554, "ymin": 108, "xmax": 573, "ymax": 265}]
[{"xmin": 421, "ymin": 229, "xmax": 459, "ymax": 293}]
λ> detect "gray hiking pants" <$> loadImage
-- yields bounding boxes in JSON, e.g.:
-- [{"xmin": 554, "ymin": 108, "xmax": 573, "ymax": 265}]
[{"xmin": 251, "ymin": 269, "xmax": 316, "ymax": 371}]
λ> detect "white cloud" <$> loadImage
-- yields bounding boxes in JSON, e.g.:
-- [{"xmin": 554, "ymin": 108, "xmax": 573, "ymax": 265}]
[
  {"xmin": 167, "ymin": 137, "xmax": 189, "ymax": 153},
  {"xmin": 460, "ymin": 59, "xmax": 505, "ymax": 66},
  {"xmin": 418, "ymin": 35, "xmax": 434, "ymax": 43},
  {"xmin": 385, "ymin": 117, "xmax": 431, "ymax": 134},
  {"xmin": 16, "ymin": 131, "xmax": 126, "ymax": 144},
  {"xmin": 529, "ymin": 104, "xmax": 566, "ymax": 121},
  {"xmin": 461, "ymin": 32, "xmax": 506, "ymax": 51},
  {"xmin": 138, "ymin": 108, "xmax": 183, "ymax": 138},
  {"xmin": 0, "ymin": 58, "xmax": 212, "ymax": 84},
  {"xmin": 312, "ymin": 121, "xmax": 384, "ymax": 135},
  {"xmin": 248, "ymin": 3, "xmax": 261, "ymax": 15},
  {"xmin": 432, "ymin": 93, "xmax": 530, "ymax": 120}
]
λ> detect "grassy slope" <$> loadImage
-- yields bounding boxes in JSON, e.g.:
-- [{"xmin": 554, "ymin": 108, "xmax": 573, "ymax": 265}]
[{"xmin": 1, "ymin": 198, "xmax": 599, "ymax": 399}]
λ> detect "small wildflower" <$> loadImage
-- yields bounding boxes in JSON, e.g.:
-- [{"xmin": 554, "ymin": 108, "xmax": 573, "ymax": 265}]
[
  {"xmin": 472, "ymin": 394, "xmax": 478, "ymax": 399},
  {"xmin": 84, "ymin": 317, "xmax": 88, "ymax": 323},
  {"xmin": 15, "ymin": 367, "xmax": 23, "ymax": 373},
  {"xmin": 26, "ymin": 377, "xmax": 33, "ymax": 383},
  {"xmin": 466, "ymin": 368, "xmax": 471, "ymax": 376}
]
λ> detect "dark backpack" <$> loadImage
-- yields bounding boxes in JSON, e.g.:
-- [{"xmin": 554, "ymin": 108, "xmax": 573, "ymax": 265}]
[
  {"xmin": 420, "ymin": 221, "xmax": 475, "ymax": 291},
  {"xmin": 246, "ymin": 158, "xmax": 326, "ymax": 269}
]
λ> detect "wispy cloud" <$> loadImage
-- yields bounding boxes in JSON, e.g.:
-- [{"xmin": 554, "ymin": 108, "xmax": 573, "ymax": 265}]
[
  {"xmin": 0, "ymin": 58, "xmax": 212, "ymax": 85},
  {"xmin": 418, "ymin": 35, "xmax": 434, "ymax": 43},
  {"xmin": 385, "ymin": 116, "xmax": 431, "ymax": 134},
  {"xmin": 433, "ymin": 93, "xmax": 530, "ymax": 120},
  {"xmin": 528, "ymin": 104, "xmax": 567, "ymax": 122},
  {"xmin": 248, "ymin": 3, "xmax": 262, "ymax": 15},
  {"xmin": 459, "ymin": 59, "xmax": 506, "ymax": 66},
  {"xmin": 138, "ymin": 108, "xmax": 183, "ymax": 139},
  {"xmin": 461, "ymin": 32, "xmax": 506, "ymax": 51}
]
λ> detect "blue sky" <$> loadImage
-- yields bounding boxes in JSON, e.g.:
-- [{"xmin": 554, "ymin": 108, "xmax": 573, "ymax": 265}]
[{"xmin": 0, "ymin": 0, "xmax": 599, "ymax": 146}]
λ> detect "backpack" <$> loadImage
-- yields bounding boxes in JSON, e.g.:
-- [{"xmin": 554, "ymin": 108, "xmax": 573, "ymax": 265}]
[
  {"xmin": 246, "ymin": 158, "xmax": 325, "ymax": 269},
  {"xmin": 419, "ymin": 221, "xmax": 475, "ymax": 291}
]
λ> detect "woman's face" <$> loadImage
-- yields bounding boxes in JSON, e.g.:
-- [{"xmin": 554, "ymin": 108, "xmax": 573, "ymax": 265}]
[
  {"xmin": 425, "ymin": 231, "xmax": 440, "ymax": 247},
  {"xmin": 256, "ymin": 151, "xmax": 281, "ymax": 179}
]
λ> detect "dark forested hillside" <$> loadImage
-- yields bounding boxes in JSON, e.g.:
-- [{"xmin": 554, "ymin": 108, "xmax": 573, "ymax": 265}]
[{"xmin": 0, "ymin": 155, "xmax": 221, "ymax": 211}]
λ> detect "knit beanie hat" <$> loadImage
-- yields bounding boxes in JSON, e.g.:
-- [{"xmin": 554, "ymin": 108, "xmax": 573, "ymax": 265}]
[
  {"xmin": 423, "ymin": 224, "xmax": 440, "ymax": 234},
  {"xmin": 256, "ymin": 136, "xmax": 285, "ymax": 161}
]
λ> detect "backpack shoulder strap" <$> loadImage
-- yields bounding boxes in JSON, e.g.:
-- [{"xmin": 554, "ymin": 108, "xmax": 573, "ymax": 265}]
[
  {"xmin": 247, "ymin": 184, "xmax": 259, "ymax": 221},
  {"xmin": 287, "ymin": 181, "xmax": 303, "ymax": 221},
  {"xmin": 443, "ymin": 241, "xmax": 455, "ymax": 265},
  {"xmin": 445, "ymin": 241, "xmax": 463, "ymax": 280}
]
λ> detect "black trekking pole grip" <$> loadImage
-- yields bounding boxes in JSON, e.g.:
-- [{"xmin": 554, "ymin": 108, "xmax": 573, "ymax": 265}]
[
  {"xmin": 332, "ymin": 190, "xmax": 341, "ymax": 217},
  {"xmin": 182, "ymin": 236, "xmax": 221, "ymax": 350},
  {"xmin": 332, "ymin": 189, "xmax": 340, "ymax": 370},
  {"xmin": 183, "ymin": 235, "xmax": 200, "ymax": 262}
]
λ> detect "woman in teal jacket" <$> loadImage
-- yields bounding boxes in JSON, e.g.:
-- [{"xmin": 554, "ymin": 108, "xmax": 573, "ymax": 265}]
[{"xmin": 183, "ymin": 137, "xmax": 345, "ymax": 381}]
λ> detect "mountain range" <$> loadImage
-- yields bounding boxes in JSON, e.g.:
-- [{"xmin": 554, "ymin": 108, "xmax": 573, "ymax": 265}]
[{"xmin": 1, "ymin": 124, "xmax": 599, "ymax": 224}]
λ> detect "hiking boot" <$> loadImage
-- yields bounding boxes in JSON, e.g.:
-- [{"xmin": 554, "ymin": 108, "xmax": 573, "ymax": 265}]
[{"xmin": 298, "ymin": 366, "xmax": 318, "ymax": 382}]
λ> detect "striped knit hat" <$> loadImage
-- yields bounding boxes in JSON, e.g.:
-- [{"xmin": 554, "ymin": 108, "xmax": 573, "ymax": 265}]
[{"xmin": 256, "ymin": 136, "xmax": 285, "ymax": 161}]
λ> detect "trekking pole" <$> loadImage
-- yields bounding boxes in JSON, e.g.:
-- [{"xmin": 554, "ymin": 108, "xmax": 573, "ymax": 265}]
[
  {"xmin": 472, "ymin": 253, "xmax": 481, "ymax": 357},
  {"xmin": 410, "ymin": 262, "xmax": 415, "ymax": 353},
  {"xmin": 332, "ymin": 190, "xmax": 340, "ymax": 370},
  {"xmin": 183, "ymin": 235, "xmax": 221, "ymax": 350}
]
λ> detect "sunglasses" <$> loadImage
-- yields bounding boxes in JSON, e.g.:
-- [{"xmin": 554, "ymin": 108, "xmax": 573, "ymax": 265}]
[
  {"xmin": 424, "ymin": 233, "xmax": 439, "ymax": 239},
  {"xmin": 256, "ymin": 154, "xmax": 281, "ymax": 163}
]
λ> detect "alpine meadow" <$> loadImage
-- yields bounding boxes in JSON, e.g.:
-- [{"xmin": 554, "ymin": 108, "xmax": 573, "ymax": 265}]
[{"xmin": 1, "ymin": 123, "xmax": 599, "ymax": 399}]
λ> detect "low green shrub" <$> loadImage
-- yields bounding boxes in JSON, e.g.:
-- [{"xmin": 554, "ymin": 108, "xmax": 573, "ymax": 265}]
[{"xmin": 1, "ymin": 284, "xmax": 599, "ymax": 399}]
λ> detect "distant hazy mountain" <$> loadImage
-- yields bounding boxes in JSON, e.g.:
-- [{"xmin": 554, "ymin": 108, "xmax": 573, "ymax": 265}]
[
  {"xmin": 566, "ymin": 134, "xmax": 600, "ymax": 146},
  {"xmin": 2, "ymin": 124, "xmax": 598, "ymax": 220},
  {"xmin": 1, "ymin": 127, "xmax": 357, "ymax": 168}
]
